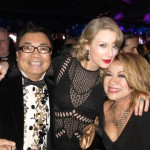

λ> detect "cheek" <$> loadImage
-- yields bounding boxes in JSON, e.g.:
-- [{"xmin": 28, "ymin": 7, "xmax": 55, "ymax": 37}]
[
  {"xmin": 91, "ymin": 48, "xmax": 103, "ymax": 58},
  {"xmin": 113, "ymin": 50, "xmax": 119, "ymax": 57},
  {"xmin": 121, "ymin": 82, "xmax": 130, "ymax": 92},
  {"xmin": 43, "ymin": 56, "xmax": 51, "ymax": 66},
  {"xmin": 17, "ymin": 53, "xmax": 27, "ymax": 61},
  {"xmin": 104, "ymin": 86, "xmax": 108, "ymax": 94},
  {"xmin": 104, "ymin": 79, "xmax": 109, "ymax": 92},
  {"xmin": 110, "ymin": 51, "xmax": 119, "ymax": 63}
]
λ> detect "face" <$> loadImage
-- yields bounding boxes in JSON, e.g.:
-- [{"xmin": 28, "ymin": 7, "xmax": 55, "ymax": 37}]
[
  {"xmin": 104, "ymin": 60, "xmax": 132, "ymax": 102},
  {"xmin": 86, "ymin": 29, "xmax": 119, "ymax": 70},
  {"xmin": 0, "ymin": 31, "xmax": 9, "ymax": 57},
  {"xmin": 16, "ymin": 32, "xmax": 51, "ymax": 81},
  {"xmin": 122, "ymin": 38, "xmax": 138, "ymax": 54}
]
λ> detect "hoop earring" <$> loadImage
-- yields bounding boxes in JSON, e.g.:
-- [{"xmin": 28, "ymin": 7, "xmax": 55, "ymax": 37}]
[{"xmin": 86, "ymin": 50, "xmax": 90, "ymax": 61}]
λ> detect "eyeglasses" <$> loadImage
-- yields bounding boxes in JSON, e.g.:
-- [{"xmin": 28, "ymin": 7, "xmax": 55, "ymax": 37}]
[{"xmin": 19, "ymin": 46, "xmax": 52, "ymax": 54}]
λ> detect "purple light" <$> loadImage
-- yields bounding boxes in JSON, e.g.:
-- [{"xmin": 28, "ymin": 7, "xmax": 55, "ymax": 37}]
[
  {"xmin": 119, "ymin": 25, "xmax": 125, "ymax": 31},
  {"xmin": 114, "ymin": 12, "xmax": 123, "ymax": 20},
  {"xmin": 123, "ymin": 0, "xmax": 131, "ymax": 4},
  {"xmin": 143, "ymin": 13, "xmax": 150, "ymax": 23}
]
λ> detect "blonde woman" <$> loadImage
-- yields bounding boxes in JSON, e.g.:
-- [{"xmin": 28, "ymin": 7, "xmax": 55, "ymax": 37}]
[
  {"xmin": 0, "ymin": 17, "xmax": 149, "ymax": 150},
  {"xmin": 52, "ymin": 17, "xmax": 149, "ymax": 150},
  {"xmin": 101, "ymin": 53, "xmax": 150, "ymax": 150}
]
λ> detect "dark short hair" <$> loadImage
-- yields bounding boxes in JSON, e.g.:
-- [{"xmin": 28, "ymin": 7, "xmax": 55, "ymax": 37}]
[
  {"xmin": 16, "ymin": 22, "xmax": 53, "ymax": 50},
  {"xmin": 121, "ymin": 31, "xmax": 137, "ymax": 48}
]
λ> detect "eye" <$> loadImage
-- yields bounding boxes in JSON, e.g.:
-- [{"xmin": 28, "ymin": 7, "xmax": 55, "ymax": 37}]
[
  {"xmin": 99, "ymin": 44, "xmax": 106, "ymax": 48},
  {"xmin": 118, "ymin": 74, "xmax": 125, "ymax": 78},
  {"xmin": 112, "ymin": 46, "xmax": 119, "ymax": 51},
  {"xmin": 130, "ymin": 48, "xmax": 136, "ymax": 52},
  {"xmin": 26, "ymin": 46, "xmax": 31, "ymax": 49},
  {"xmin": 105, "ymin": 72, "xmax": 112, "ymax": 77},
  {"xmin": 23, "ymin": 46, "xmax": 32, "ymax": 51},
  {"xmin": 39, "ymin": 47, "xmax": 50, "ymax": 53},
  {"xmin": 39, "ymin": 47, "xmax": 48, "ymax": 51}
]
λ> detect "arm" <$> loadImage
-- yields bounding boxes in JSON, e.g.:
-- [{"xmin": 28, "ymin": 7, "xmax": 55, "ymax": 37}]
[
  {"xmin": 0, "ymin": 139, "xmax": 16, "ymax": 149},
  {"xmin": 138, "ymin": 108, "xmax": 150, "ymax": 149},
  {"xmin": 134, "ymin": 94, "xmax": 150, "ymax": 116},
  {"xmin": 0, "ymin": 61, "xmax": 9, "ymax": 80}
]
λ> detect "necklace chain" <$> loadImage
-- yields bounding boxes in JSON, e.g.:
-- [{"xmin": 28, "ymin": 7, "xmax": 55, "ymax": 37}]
[{"xmin": 111, "ymin": 101, "xmax": 132, "ymax": 132}]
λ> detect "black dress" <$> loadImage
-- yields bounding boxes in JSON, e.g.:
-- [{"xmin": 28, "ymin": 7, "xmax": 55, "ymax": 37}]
[
  {"xmin": 52, "ymin": 56, "xmax": 106, "ymax": 150},
  {"xmin": 99, "ymin": 109, "xmax": 150, "ymax": 150}
]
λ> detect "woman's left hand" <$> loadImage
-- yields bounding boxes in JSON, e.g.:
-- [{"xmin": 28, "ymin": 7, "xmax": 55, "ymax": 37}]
[{"xmin": 134, "ymin": 95, "xmax": 150, "ymax": 116}]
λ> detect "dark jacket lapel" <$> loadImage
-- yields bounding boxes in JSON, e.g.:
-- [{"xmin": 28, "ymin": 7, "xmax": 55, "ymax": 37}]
[
  {"xmin": 45, "ymin": 76, "xmax": 54, "ymax": 150},
  {"xmin": 6, "ymin": 68, "xmax": 24, "ymax": 148}
]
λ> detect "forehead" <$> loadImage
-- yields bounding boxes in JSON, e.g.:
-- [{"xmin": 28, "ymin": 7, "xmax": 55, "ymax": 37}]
[
  {"xmin": 108, "ymin": 60, "xmax": 123, "ymax": 71},
  {"xmin": 0, "ymin": 31, "xmax": 7, "ymax": 39},
  {"xmin": 93, "ymin": 29, "xmax": 117, "ymax": 43},
  {"xmin": 19, "ymin": 32, "xmax": 51, "ymax": 45},
  {"xmin": 126, "ymin": 38, "xmax": 138, "ymax": 45}
]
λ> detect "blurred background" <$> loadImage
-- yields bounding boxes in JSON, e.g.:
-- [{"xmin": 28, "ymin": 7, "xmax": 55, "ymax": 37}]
[
  {"xmin": 1, "ymin": 0, "xmax": 150, "ymax": 58},
  {"xmin": 0, "ymin": 0, "xmax": 150, "ymax": 34}
]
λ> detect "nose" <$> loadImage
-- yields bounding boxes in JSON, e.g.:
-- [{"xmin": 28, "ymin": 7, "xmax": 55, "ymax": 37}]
[
  {"xmin": 106, "ymin": 47, "xmax": 113, "ymax": 58},
  {"xmin": 109, "ymin": 76, "xmax": 118, "ymax": 84}
]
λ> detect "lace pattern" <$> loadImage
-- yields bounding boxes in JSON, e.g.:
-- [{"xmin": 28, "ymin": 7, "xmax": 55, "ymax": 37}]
[
  {"xmin": 56, "ymin": 57, "xmax": 72, "ymax": 84},
  {"xmin": 54, "ymin": 57, "xmax": 101, "ymax": 141},
  {"xmin": 55, "ymin": 109, "xmax": 93, "ymax": 139}
]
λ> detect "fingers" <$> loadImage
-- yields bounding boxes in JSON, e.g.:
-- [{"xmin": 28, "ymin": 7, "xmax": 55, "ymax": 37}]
[
  {"xmin": 134, "ymin": 97, "xmax": 144, "ymax": 116},
  {"xmin": 0, "ymin": 73, "xmax": 6, "ymax": 81},
  {"xmin": 134, "ymin": 93, "xmax": 150, "ymax": 116},
  {"xmin": 134, "ymin": 98, "xmax": 140, "ymax": 116},
  {"xmin": 138, "ymin": 98, "xmax": 145, "ymax": 116},
  {"xmin": 0, "ymin": 139, "xmax": 16, "ymax": 149},
  {"xmin": 0, "ymin": 61, "xmax": 9, "ymax": 80},
  {"xmin": 0, "ymin": 147, "xmax": 11, "ymax": 150},
  {"xmin": 144, "ymin": 97, "xmax": 150, "ymax": 112},
  {"xmin": 0, "ymin": 65, "xmax": 7, "ymax": 80},
  {"xmin": 0, "ymin": 147, "xmax": 16, "ymax": 150}
]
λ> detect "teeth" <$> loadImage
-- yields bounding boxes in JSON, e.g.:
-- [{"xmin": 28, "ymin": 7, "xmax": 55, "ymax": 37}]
[{"xmin": 30, "ymin": 61, "xmax": 41, "ymax": 65}]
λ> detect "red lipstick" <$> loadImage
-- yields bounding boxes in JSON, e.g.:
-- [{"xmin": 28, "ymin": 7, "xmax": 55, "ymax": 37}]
[{"xmin": 103, "ymin": 59, "xmax": 111, "ymax": 63}]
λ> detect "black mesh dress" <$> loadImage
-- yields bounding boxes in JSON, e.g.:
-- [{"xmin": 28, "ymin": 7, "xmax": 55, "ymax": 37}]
[{"xmin": 52, "ymin": 56, "xmax": 106, "ymax": 150}]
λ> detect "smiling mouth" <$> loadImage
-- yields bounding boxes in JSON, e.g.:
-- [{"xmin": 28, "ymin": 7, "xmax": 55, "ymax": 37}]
[
  {"xmin": 108, "ymin": 87, "xmax": 120, "ymax": 93},
  {"xmin": 29, "ymin": 61, "xmax": 41, "ymax": 66}
]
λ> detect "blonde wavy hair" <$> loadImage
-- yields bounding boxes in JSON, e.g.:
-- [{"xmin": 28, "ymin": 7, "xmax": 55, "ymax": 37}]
[
  {"xmin": 103, "ymin": 53, "xmax": 150, "ymax": 104},
  {"xmin": 75, "ymin": 16, "xmax": 124, "ymax": 62}
]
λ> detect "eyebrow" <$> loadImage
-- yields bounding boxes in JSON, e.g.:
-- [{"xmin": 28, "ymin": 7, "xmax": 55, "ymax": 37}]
[
  {"xmin": 21, "ymin": 42, "xmax": 50, "ymax": 46},
  {"xmin": 99, "ymin": 41, "xmax": 116, "ymax": 45}
]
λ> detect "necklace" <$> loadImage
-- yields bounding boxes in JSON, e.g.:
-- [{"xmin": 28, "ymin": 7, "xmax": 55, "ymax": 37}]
[{"xmin": 111, "ymin": 101, "xmax": 132, "ymax": 132}]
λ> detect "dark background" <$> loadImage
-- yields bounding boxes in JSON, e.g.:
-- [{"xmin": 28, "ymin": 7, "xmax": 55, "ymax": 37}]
[{"xmin": 0, "ymin": 0, "xmax": 150, "ymax": 34}]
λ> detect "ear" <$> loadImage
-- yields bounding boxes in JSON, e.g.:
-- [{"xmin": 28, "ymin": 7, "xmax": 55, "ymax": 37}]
[
  {"xmin": 85, "ymin": 44, "xmax": 90, "ymax": 51},
  {"xmin": 84, "ymin": 39, "xmax": 90, "ymax": 50},
  {"xmin": 16, "ymin": 51, "xmax": 19, "ymax": 57}
]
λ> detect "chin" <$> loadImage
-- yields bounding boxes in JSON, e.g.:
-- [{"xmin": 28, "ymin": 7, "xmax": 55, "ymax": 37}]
[
  {"xmin": 107, "ymin": 94, "xmax": 119, "ymax": 100},
  {"xmin": 100, "ymin": 64, "xmax": 110, "ymax": 69}
]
